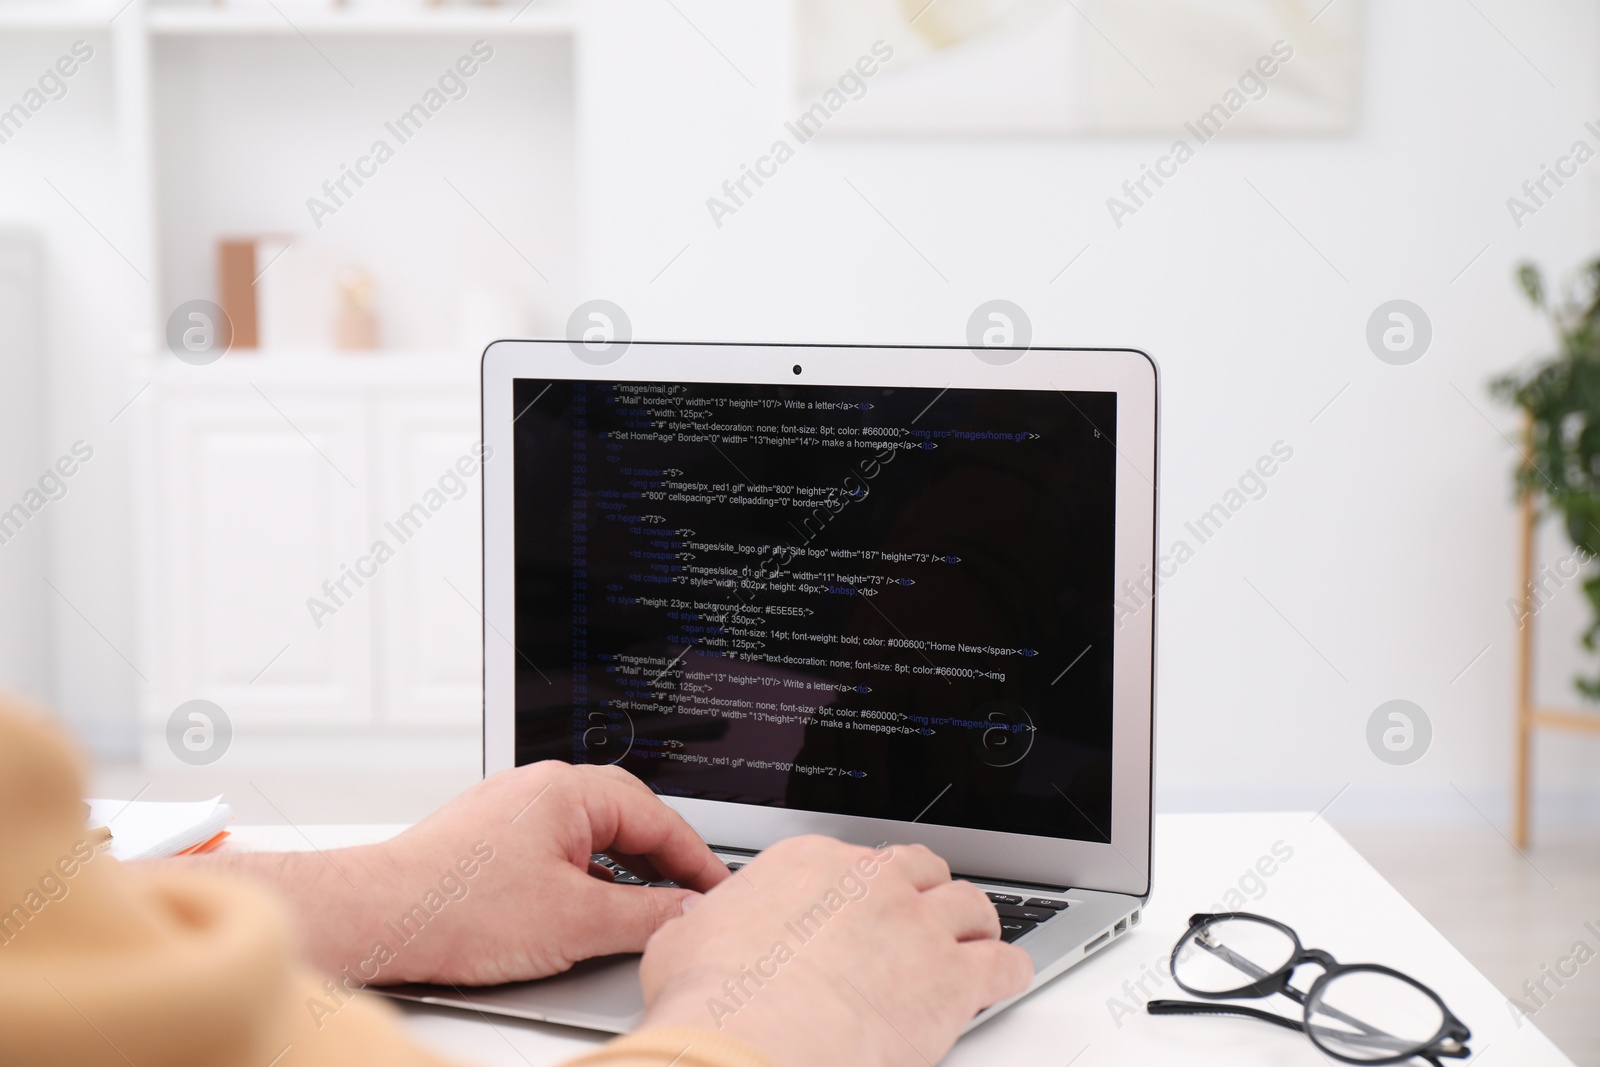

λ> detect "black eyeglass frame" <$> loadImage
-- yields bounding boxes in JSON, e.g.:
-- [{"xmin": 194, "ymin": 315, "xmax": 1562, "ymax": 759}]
[{"xmin": 1146, "ymin": 912, "xmax": 1471, "ymax": 1067}]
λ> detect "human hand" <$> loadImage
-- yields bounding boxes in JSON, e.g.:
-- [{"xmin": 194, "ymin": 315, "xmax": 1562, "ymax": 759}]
[
  {"xmin": 636, "ymin": 835, "xmax": 1033, "ymax": 1067},
  {"xmin": 357, "ymin": 762, "xmax": 729, "ymax": 985}
]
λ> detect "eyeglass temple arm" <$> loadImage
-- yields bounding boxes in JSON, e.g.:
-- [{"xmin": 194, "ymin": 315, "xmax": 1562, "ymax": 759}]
[
  {"xmin": 1194, "ymin": 940, "xmax": 1417, "ymax": 1051},
  {"xmin": 1148, "ymin": 999, "xmax": 1439, "ymax": 1058},
  {"xmin": 1147, "ymin": 999, "xmax": 1306, "ymax": 1035},
  {"xmin": 1197, "ymin": 940, "xmax": 1276, "ymax": 984},
  {"xmin": 1203, "ymin": 940, "xmax": 1414, "ymax": 1049}
]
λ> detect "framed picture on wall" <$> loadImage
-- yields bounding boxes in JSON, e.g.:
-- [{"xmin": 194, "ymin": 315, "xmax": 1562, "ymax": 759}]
[{"xmin": 793, "ymin": 0, "xmax": 1360, "ymax": 136}]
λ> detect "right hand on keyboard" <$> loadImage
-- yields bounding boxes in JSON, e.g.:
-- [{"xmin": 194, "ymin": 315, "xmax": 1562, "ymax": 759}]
[{"xmin": 636, "ymin": 834, "xmax": 1034, "ymax": 1067}]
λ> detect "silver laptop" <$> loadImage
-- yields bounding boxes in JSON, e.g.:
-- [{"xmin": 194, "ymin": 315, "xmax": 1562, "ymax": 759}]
[{"xmin": 378, "ymin": 340, "xmax": 1158, "ymax": 1034}]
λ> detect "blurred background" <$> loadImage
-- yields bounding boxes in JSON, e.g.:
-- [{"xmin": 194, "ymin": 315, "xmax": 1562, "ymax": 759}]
[{"xmin": 1, "ymin": 0, "xmax": 1596, "ymax": 1058}]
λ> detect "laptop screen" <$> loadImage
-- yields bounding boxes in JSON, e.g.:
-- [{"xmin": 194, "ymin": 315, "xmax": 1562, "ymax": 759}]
[{"xmin": 511, "ymin": 377, "xmax": 1119, "ymax": 844}]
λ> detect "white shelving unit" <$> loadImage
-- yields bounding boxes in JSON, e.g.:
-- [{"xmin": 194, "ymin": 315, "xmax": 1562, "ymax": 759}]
[
  {"xmin": 144, "ymin": 4, "xmax": 574, "ymax": 36},
  {"xmin": 0, "ymin": 0, "xmax": 129, "ymax": 28},
  {"xmin": 3, "ymin": 0, "xmax": 581, "ymax": 765},
  {"xmin": 136, "ymin": 349, "xmax": 482, "ymax": 386},
  {"xmin": 0, "ymin": 1, "xmax": 572, "ymax": 29}
]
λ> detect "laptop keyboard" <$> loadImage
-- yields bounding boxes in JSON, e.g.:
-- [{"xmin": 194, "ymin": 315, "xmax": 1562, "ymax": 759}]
[{"xmin": 590, "ymin": 855, "xmax": 1069, "ymax": 943}]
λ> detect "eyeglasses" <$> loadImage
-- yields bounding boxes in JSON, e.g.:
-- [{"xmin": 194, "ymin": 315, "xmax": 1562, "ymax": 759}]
[{"xmin": 1146, "ymin": 912, "xmax": 1471, "ymax": 1066}]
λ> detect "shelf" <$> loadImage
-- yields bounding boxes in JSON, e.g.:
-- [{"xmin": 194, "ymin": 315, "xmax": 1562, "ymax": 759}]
[
  {"xmin": 0, "ymin": 0, "xmax": 126, "ymax": 28},
  {"xmin": 145, "ymin": 3, "xmax": 573, "ymax": 36},
  {"xmin": 0, "ymin": 1, "xmax": 572, "ymax": 34},
  {"xmin": 137, "ymin": 350, "xmax": 482, "ymax": 388}
]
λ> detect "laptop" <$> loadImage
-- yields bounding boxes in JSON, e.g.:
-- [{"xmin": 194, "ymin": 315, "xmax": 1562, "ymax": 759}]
[{"xmin": 378, "ymin": 340, "xmax": 1158, "ymax": 1034}]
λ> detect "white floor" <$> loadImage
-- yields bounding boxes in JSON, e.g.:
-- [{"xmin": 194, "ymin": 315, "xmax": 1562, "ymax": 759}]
[{"xmin": 89, "ymin": 762, "xmax": 1599, "ymax": 1065}]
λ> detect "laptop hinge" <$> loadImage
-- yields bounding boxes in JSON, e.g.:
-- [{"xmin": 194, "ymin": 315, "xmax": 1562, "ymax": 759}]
[{"xmin": 953, "ymin": 872, "xmax": 1072, "ymax": 894}]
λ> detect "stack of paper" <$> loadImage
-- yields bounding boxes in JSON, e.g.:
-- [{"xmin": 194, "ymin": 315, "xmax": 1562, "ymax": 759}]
[{"xmin": 85, "ymin": 797, "xmax": 233, "ymax": 862}]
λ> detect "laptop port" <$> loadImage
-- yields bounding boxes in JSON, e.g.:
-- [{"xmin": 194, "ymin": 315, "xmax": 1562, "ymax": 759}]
[
  {"xmin": 1114, "ymin": 918, "xmax": 1127, "ymax": 936},
  {"xmin": 1085, "ymin": 931, "xmax": 1111, "ymax": 953},
  {"xmin": 1130, "ymin": 910, "xmax": 1141, "ymax": 927}
]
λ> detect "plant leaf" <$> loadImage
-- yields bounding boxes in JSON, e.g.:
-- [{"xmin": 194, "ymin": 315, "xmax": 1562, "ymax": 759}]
[{"xmin": 1518, "ymin": 263, "xmax": 1545, "ymax": 307}]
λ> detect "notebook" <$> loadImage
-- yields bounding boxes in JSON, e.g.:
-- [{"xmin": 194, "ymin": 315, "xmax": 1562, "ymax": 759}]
[{"xmin": 85, "ymin": 797, "xmax": 233, "ymax": 861}]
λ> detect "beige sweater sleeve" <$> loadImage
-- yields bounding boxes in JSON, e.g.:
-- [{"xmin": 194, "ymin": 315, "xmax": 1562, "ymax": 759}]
[
  {"xmin": 0, "ymin": 697, "xmax": 771, "ymax": 1067},
  {"xmin": 562, "ymin": 1028, "xmax": 776, "ymax": 1067}
]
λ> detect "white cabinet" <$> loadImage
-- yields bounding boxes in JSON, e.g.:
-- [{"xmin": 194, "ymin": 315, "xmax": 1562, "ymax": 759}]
[
  {"xmin": 153, "ymin": 391, "xmax": 372, "ymax": 731},
  {"xmin": 142, "ymin": 370, "xmax": 482, "ymax": 763},
  {"xmin": 373, "ymin": 397, "xmax": 486, "ymax": 728}
]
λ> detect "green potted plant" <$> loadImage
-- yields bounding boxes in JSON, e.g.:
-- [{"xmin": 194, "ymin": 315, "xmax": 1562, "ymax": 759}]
[{"xmin": 1493, "ymin": 260, "xmax": 1600, "ymax": 696}]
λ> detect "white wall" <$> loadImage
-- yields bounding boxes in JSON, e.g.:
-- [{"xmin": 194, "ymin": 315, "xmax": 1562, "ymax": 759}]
[
  {"xmin": 0, "ymin": 24, "xmax": 143, "ymax": 752},
  {"xmin": 5, "ymin": 0, "xmax": 1599, "ymax": 822},
  {"xmin": 575, "ymin": 0, "xmax": 1600, "ymax": 822},
  {"xmin": 0, "ymin": 230, "xmax": 51, "ymax": 707}
]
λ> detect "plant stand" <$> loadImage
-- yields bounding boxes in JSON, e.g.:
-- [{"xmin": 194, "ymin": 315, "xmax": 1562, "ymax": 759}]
[{"xmin": 1514, "ymin": 489, "xmax": 1600, "ymax": 847}]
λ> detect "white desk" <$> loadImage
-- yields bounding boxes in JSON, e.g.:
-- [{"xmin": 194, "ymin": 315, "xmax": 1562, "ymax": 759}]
[{"xmin": 227, "ymin": 814, "xmax": 1572, "ymax": 1066}]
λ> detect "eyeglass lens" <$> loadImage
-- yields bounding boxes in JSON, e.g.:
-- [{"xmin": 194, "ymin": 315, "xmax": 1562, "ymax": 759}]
[
  {"xmin": 1306, "ymin": 968, "xmax": 1447, "ymax": 1061},
  {"xmin": 1173, "ymin": 917, "xmax": 1297, "ymax": 994}
]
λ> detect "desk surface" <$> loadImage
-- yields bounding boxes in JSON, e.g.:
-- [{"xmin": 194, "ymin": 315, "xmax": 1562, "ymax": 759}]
[{"xmin": 227, "ymin": 813, "xmax": 1570, "ymax": 1066}]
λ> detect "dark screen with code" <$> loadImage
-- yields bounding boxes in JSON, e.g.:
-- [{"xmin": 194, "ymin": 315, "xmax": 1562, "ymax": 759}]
[{"xmin": 512, "ymin": 378, "xmax": 1118, "ymax": 842}]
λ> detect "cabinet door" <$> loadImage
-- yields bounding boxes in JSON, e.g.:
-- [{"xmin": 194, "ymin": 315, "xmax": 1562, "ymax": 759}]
[
  {"xmin": 372, "ymin": 394, "xmax": 483, "ymax": 730},
  {"xmin": 152, "ymin": 390, "xmax": 371, "ymax": 733}
]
